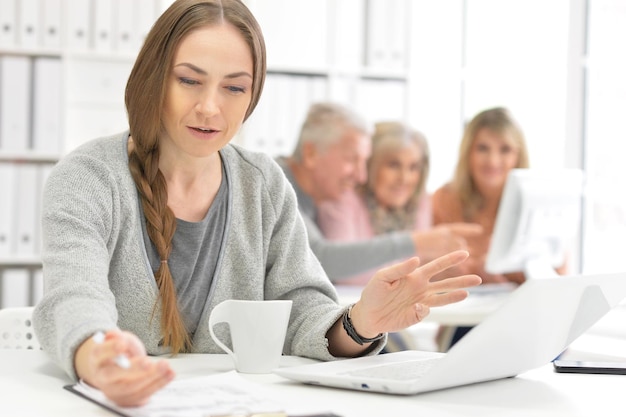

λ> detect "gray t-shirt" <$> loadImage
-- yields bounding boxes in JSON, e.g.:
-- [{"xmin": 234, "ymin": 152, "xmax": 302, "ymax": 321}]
[{"xmin": 141, "ymin": 167, "xmax": 228, "ymax": 336}]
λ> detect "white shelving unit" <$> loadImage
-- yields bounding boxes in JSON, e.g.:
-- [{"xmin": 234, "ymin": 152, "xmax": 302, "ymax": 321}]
[{"xmin": 0, "ymin": 0, "xmax": 164, "ymax": 308}]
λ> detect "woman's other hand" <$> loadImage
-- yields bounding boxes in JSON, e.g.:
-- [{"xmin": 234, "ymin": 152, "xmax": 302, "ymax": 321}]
[{"xmin": 74, "ymin": 329, "xmax": 175, "ymax": 407}]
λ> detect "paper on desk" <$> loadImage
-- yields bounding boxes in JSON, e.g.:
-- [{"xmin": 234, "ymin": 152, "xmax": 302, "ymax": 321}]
[{"xmin": 68, "ymin": 371, "xmax": 313, "ymax": 417}]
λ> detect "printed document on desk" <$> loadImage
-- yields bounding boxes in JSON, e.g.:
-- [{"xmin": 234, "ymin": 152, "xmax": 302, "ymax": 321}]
[{"xmin": 65, "ymin": 370, "xmax": 340, "ymax": 417}]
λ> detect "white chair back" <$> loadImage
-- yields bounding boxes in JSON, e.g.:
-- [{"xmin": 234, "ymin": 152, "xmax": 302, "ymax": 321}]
[{"xmin": 0, "ymin": 306, "xmax": 41, "ymax": 349}]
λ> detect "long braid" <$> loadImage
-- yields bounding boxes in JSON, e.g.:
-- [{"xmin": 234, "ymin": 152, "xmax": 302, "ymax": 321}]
[{"xmin": 128, "ymin": 143, "xmax": 192, "ymax": 353}]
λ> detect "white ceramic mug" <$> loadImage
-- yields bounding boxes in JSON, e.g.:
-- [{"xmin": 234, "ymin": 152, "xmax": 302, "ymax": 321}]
[{"xmin": 208, "ymin": 299, "xmax": 292, "ymax": 374}]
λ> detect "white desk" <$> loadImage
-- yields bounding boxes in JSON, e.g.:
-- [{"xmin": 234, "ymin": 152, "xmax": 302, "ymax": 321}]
[{"xmin": 2, "ymin": 344, "xmax": 626, "ymax": 417}]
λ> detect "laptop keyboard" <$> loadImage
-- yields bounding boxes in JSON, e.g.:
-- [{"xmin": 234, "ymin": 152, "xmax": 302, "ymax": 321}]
[{"xmin": 341, "ymin": 357, "xmax": 442, "ymax": 381}]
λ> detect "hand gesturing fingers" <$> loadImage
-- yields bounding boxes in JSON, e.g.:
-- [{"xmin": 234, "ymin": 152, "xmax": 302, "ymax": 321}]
[{"xmin": 354, "ymin": 250, "xmax": 482, "ymax": 335}]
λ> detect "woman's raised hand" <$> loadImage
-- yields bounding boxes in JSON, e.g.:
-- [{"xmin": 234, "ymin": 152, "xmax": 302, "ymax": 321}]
[{"xmin": 349, "ymin": 250, "xmax": 482, "ymax": 338}]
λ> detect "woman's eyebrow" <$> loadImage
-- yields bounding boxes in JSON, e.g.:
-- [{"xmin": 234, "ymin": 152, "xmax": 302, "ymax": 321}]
[
  {"xmin": 225, "ymin": 71, "xmax": 253, "ymax": 80},
  {"xmin": 174, "ymin": 62, "xmax": 207, "ymax": 75},
  {"xmin": 174, "ymin": 62, "xmax": 252, "ymax": 80}
]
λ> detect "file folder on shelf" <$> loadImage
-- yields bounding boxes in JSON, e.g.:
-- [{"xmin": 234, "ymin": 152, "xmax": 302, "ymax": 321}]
[
  {"xmin": 13, "ymin": 163, "xmax": 38, "ymax": 257},
  {"xmin": 365, "ymin": 0, "xmax": 389, "ymax": 68},
  {"xmin": 41, "ymin": 0, "xmax": 62, "ymax": 49},
  {"xmin": 93, "ymin": 0, "xmax": 114, "ymax": 53},
  {"xmin": 32, "ymin": 57, "xmax": 63, "ymax": 155},
  {"xmin": 115, "ymin": 0, "xmax": 136, "ymax": 52},
  {"xmin": 329, "ymin": 0, "xmax": 365, "ymax": 70},
  {"xmin": 0, "ymin": 163, "xmax": 16, "ymax": 257},
  {"xmin": 136, "ymin": 0, "xmax": 158, "ymax": 47},
  {"xmin": 33, "ymin": 163, "xmax": 55, "ymax": 256},
  {"xmin": 17, "ymin": 0, "xmax": 39, "ymax": 49},
  {"xmin": 1, "ymin": 269, "xmax": 30, "ymax": 308},
  {"xmin": 0, "ymin": 55, "xmax": 32, "ymax": 152},
  {"xmin": 0, "ymin": 0, "xmax": 17, "ymax": 48},
  {"xmin": 64, "ymin": 0, "xmax": 91, "ymax": 50}
]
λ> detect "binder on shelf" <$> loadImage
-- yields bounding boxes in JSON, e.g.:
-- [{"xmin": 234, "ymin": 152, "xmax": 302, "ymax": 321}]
[
  {"xmin": 64, "ymin": 106, "xmax": 128, "ymax": 153},
  {"xmin": 240, "ymin": 74, "xmax": 271, "ymax": 155},
  {"xmin": 114, "ymin": 0, "xmax": 136, "ymax": 53},
  {"xmin": 114, "ymin": 0, "xmax": 157, "ymax": 53},
  {"xmin": 32, "ymin": 268, "xmax": 44, "ymax": 307},
  {"xmin": 266, "ymin": 74, "xmax": 290, "ymax": 157},
  {"xmin": 32, "ymin": 57, "xmax": 63, "ymax": 155},
  {"xmin": 0, "ymin": 0, "xmax": 17, "ymax": 48},
  {"xmin": 66, "ymin": 58, "xmax": 133, "ymax": 106},
  {"xmin": 365, "ymin": 0, "xmax": 389, "ymax": 68},
  {"xmin": 92, "ymin": 0, "xmax": 114, "ymax": 53},
  {"xmin": 387, "ymin": 0, "xmax": 408, "ymax": 69},
  {"xmin": 1, "ymin": 269, "xmax": 30, "ymax": 308},
  {"xmin": 309, "ymin": 76, "xmax": 328, "ymax": 103},
  {"xmin": 365, "ymin": 0, "xmax": 409, "ymax": 70},
  {"xmin": 284, "ymin": 76, "xmax": 310, "ymax": 156},
  {"xmin": 64, "ymin": 0, "xmax": 91, "ymax": 50},
  {"xmin": 253, "ymin": 0, "xmax": 327, "ymax": 69},
  {"xmin": 135, "ymin": 0, "xmax": 158, "ymax": 51},
  {"xmin": 0, "ymin": 163, "xmax": 16, "ymax": 257},
  {"xmin": 17, "ymin": 0, "xmax": 39, "ymax": 49},
  {"xmin": 242, "ymin": 74, "xmax": 327, "ymax": 157},
  {"xmin": 329, "ymin": 0, "xmax": 365, "ymax": 70},
  {"xmin": 34, "ymin": 163, "xmax": 54, "ymax": 256},
  {"xmin": 246, "ymin": 0, "xmax": 284, "ymax": 68},
  {"xmin": 327, "ymin": 76, "xmax": 356, "ymax": 107},
  {"xmin": 41, "ymin": 0, "xmax": 62, "ymax": 49},
  {"xmin": 285, "ymin": 0, "xmax": 328, "ymax": 69},
  {"xmin": 0, "ymin": 55, "xmax": 32, "ymax": 152},
  {"xmin": 13, "ymin": 163, "xmax": 38, "ymax": 257}
]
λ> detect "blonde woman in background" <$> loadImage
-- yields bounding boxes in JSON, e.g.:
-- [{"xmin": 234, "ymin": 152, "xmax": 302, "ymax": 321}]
[
  {"xmin": 432, "ymin": 107, "xmax": 567, "ymax": 349},
  {"xmin": 431, "ymin": 107, "xmax": 532, "ymax": 285}
]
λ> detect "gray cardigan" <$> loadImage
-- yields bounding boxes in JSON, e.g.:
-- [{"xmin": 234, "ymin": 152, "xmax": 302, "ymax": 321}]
[{"xmin": 33, "ymin": 132, "xmax": 383, "ymax": 378}]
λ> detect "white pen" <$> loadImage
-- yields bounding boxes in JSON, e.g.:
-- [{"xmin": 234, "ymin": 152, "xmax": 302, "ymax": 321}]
[{"xmin": 92, "ymin": 331, "xmax": 131, "ymax": 369}]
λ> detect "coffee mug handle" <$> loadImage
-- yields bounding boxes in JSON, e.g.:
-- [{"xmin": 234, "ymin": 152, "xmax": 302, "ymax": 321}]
[{"xmin": 208, "ymin": 300, "xmax": 235, "ymax": 358}]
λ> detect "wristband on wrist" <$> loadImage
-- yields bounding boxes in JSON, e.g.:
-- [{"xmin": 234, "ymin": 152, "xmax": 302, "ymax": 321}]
[{"xmin": 341, "ymin": 303, "xmax": 385, "ymax": 345}]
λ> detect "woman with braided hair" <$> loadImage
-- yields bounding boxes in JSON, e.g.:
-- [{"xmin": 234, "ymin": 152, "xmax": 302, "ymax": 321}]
[{"xmin": 33, "ymin": 0, "xmax": 480, "ymax": 407}]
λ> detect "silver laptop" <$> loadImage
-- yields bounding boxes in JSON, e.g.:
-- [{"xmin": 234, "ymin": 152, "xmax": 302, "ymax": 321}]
[{"xmin": 275, "ymin": 272, "xmax": 626, "ymax": 395}]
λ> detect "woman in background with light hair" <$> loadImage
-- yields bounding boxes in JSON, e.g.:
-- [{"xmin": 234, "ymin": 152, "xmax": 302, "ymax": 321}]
[
  {"xmin": 432, "ymin": 107, "xmax": 531, "ymax": 285},
  {"xmin": 360, "ymin": 122, "xmax": 432, "ymax": 238},
  {"xmin": 431, "ymin": 107, "xmax": 567, "ymax": 350}
]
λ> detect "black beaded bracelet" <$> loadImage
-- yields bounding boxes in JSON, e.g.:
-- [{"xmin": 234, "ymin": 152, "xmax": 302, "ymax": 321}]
[{"xmin": 341, "ymin": 304, "xmax": 385, "ymax": 345}]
